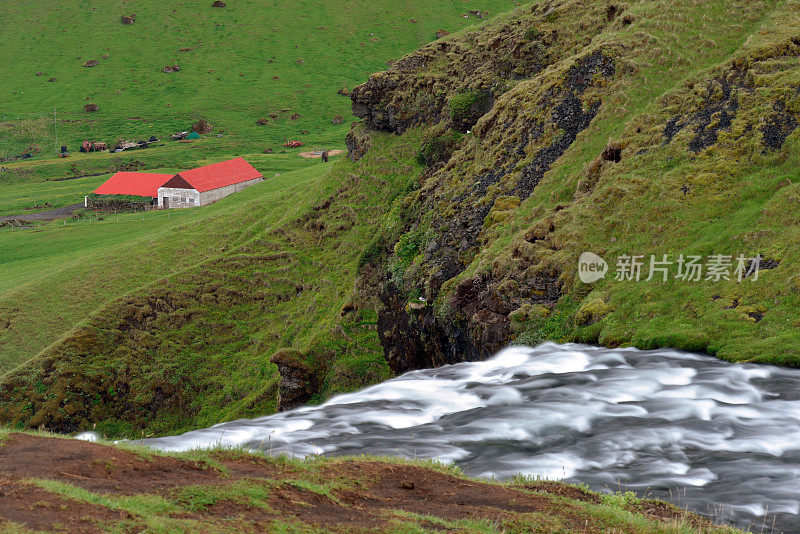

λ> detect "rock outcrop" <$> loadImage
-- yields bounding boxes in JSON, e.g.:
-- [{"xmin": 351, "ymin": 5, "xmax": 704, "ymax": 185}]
[
  {"xmin": 349, "ymin": 2, "xmax": 620, "ymax": 372},
  {"xmin": 270, "ymin": 349, "xmax": 316, "ymax": 411}
]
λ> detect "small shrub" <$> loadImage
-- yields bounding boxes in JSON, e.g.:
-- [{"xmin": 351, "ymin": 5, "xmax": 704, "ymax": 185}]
[
  {"xmin": 448, "ymin": 89, "xmax": 492, "ymax": 131},
  {"xmin": 575, "ymin": 298, "xmax": 612, "ymax": 326},
  {"xmin": 523, "ymin": 27, "xmax": 540, "ymax": 40},
  {"xmin": 417, "ymin": 129, "xmax": 462, "ymax": 166},
  {"xmin": 192, "ymin": 118, "xmax": 212, "ymax": 134}
]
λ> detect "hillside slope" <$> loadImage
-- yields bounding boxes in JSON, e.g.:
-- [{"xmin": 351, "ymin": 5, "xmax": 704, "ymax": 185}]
[
  {"xmin": 0, "ymin": 133, "xmax": 420, "ymax": 436},
  {"xmin": 2, "ymin": 0, "xmax": 800, "ymax": 438}
]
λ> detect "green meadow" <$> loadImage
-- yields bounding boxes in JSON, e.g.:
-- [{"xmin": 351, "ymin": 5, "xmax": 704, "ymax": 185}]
[
  {"xmin": 0, "ymin": 0, "xmax": 514, "ymax": 184},
  {"xmin": 0, "ymin": 160, "xmax": 333, "ymax": 371}
]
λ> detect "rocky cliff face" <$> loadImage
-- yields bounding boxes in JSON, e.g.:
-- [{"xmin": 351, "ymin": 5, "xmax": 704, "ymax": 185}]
[
  {"xmin": 350, "ymin": 0, "xmax": 625, "ymax": 373},
  {"xmin": 349, "ymin": 0, "xmax": 800, "ymax": 372}
]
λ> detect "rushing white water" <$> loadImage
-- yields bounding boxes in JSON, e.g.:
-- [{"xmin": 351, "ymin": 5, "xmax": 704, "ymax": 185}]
[{"xmin": 139, "ymin": 343, "xmax": 800, "ymax": 531}]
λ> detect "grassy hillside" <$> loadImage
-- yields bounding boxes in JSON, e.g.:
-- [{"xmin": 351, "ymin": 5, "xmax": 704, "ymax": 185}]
[
  {"xmin": 0, "ymin": 431, "xmax": 738, "ymax": 533},
  {"xmin": 0, "ymin": 132, "xmax": 422, "ymax": 437},
  {"xmin": 0, "ymin": 0, "xmax": 514, "ymax": 185},
  {"xmin": 2, "ymin": 0, "xmax": 800, "ymax": 440},
  {"xmin": 0, "ymin": 161, "xmax": 333, "ymax": 371}
]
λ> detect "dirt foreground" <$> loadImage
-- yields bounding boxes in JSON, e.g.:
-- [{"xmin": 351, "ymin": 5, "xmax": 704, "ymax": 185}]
[{"xmin": 0, "ymin": 432, "xmax": 735, "ymax": 533}]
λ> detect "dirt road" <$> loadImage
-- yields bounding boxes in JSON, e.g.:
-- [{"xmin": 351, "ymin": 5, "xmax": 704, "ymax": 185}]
[{"xmin": 0, "ymin": 202, "xmax": 83, "ymax": 222}]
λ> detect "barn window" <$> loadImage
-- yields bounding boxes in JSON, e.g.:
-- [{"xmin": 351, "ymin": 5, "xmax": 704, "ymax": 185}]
[
  {"xmin": 188, "ymin": 198, "xmax": 195, "ymax": 203},
  {"xmin": 181, "ymin": 197, "xmax": 186, "ymax": 202}
]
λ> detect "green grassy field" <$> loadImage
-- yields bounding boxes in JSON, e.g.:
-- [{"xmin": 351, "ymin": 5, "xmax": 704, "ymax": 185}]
[
  {"xmin": 0, "ymin": 173, "xmax": 106, "ymax": 216},
  {"xmin": 0, "ymin": 0, "xmax": 515, "ymax": 185},
  {"xmin": 0, "ymin": 159, "xmax": 330, "ymax": 369}
]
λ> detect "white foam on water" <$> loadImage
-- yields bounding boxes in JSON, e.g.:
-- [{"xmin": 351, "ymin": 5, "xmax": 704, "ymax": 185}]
[
  {"xmin": 136, "ymin": 343, "xmax": 800, "ymax": 530},
  {"xmin": 74, "ymin": 431, "xmax": 99, "ymax": 442}
]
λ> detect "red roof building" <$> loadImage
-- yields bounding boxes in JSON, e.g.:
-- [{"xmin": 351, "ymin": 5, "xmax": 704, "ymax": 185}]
[
  {"xmin": 157, "ymin": 158, "xmax": 264, "ymax": 209},
  {"xmin": 90, "ymin": 158, "xmax": 264, "ymax": 209},
  {"xmin": 93, "ymin": 172, "xmax": 174, "ymax": 198},
  {"xmin": 163, "ymin": 157, "xmax": 262, "ymax": 193}
]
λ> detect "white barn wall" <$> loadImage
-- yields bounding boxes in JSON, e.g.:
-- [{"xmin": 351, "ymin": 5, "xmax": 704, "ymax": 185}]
[
  {"xmin": 157, "ymin": 177, "xmax": 263, "ymax": 209},
  {"xmin": 158, "ymin": 187, "xmax": 200, "ymax": 209},
  {"xmin": 198, "ymin": 177, "xmax": 264, "ymax": 206}
]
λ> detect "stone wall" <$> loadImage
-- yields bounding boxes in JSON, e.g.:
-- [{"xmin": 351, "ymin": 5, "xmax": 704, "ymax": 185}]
[
  {"xmin": 85, "ymin": 196, "xmax": 153, "ymax": 212},
  {"xmin": 157, "ymin": 187, "xmax": 200, "ymax": 209},
  {"xmin": 158, "ymin": 177, "xmax": 263, "ymax": 209},
  {"xmin": 198, "ymin": 177, "xmax": 263, "ymax": 206}
]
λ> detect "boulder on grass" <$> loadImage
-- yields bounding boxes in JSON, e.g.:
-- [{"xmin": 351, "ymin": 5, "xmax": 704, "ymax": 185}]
[{"xmin": 192, "ymin": 118, "xmax": 212, "ymax": 134}]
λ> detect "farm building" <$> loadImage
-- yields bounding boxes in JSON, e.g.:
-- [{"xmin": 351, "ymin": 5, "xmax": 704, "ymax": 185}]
[
  {"xmin": 88, "ymin": 158, "xmax": 263, "ymax": 209},
  {"xmin": 157, "ymin": 157, "xmax": 263, "ymax": 209}
]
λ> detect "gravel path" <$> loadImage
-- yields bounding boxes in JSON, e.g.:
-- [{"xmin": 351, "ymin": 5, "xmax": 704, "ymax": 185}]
[{"xmin": 0, "ymin": 203, "xmax": 84, "ymax": 222}]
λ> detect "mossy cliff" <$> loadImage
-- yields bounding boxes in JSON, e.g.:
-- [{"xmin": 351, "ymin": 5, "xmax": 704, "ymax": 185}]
[
  {"xmin": 349, "ymin": 0, "xmax": 800, "ymax": 372},
  {"xmin": 2, "ymin": 0, "xmax": 800, "ymax": 437}
]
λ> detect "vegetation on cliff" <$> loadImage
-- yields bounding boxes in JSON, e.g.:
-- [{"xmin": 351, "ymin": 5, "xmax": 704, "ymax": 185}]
[{"xmin": 350, "ymin": 0, "xmax": 800, "ymax": 372}]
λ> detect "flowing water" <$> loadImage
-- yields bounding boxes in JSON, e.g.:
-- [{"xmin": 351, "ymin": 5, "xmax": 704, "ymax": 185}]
[{"xmin": 139, "ymin": 343, "xmax": 800, "ymax": 531}]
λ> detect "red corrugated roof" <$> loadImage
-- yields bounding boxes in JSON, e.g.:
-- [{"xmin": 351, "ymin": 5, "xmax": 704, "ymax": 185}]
[
  {"xmin": 176, "ymin": 157, "xmax": 262, "ymax": 193},
  {"xmin": 94, "ymin": 172, "xmax": 174, "ymax": 198}
]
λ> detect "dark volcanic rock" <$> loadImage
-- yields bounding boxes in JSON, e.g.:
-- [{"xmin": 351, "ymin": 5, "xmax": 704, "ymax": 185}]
[
  {"xmin": 688, "ymin": 78, "xmax": 738, "ymax": 152},
  {"xmin": 345, "ymin": 127, "xmax": 372, "ymax": 161},
  {"xmin": 270, "ymin": 349, "xmax": 315, "ymax": 411},
  {"xmin": 762, "ymin": 101, "xmax": 799, "ymax": 149}
]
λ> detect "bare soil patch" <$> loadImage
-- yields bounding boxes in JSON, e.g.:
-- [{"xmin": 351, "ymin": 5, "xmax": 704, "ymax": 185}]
[
  {"xmin": 335, "ymin": 461, "xmax": 557, "ymax": 522},
  {"xmin": 299, "ymin": 149, "xmax": 343, "ymax": 159},
  {"xmin": 626, "ymin": 499, "xmax": 711, "ymax": 529},
  {"xmin": 0, "ymin": 475, "xmax": 133, "ymax": 533},
  {"xmin": 0, "ymin": 202, "xmax": 83, "ymax": 222},
  {"xmin": 0, "ymin": 433, "xmax": 219, "ymax": 495},
  {"xmin": 0, "ymin": 435, "xmax": 715, "ymax": 532}
]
